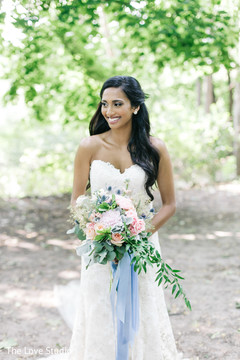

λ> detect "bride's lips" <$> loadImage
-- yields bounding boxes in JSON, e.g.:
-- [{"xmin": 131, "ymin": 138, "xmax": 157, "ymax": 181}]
[{"xmin": 108, "ymin": 117, "xmax": 121, "ymax": 124}]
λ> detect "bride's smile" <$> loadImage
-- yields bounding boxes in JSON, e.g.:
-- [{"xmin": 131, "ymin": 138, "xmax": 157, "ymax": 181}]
[{"xmin": 101, "ymin": 87, "xmax": 138, "ymax": 129}]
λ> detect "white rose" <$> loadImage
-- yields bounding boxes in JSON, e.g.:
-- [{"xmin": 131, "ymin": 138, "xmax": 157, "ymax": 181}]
[{"xmin": 76, "ymin": 195, "xmax": 91, "ymax": 208}]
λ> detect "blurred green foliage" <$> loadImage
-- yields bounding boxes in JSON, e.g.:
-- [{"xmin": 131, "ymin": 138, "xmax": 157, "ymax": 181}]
[{"xmin": 0, "ymin": 0, "xmax": 239, "ymax": 197}]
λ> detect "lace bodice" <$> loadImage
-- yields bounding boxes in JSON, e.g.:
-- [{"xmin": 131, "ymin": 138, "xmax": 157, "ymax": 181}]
[{"xmin": 90, "ymin": 160, "xmax": 147, "ymax": 195}]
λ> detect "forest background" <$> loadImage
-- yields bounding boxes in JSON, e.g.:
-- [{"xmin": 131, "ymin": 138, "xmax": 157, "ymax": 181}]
[
  {"xmin": 1, "ymin": 1, "xmax": 240, "ymax": 359},
  {"xmin": 1, "ymin": 0, "xmax": 240, "ymax": 198}
]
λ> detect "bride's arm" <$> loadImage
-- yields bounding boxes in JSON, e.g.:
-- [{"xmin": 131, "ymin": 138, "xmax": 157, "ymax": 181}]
[
  {"xmin": 71, "ymin": 137, "xmax": 93, "ymax": 207},
  {"xmin": 149, "ymin": 138, "xmax": 176, "ymax": 234}
]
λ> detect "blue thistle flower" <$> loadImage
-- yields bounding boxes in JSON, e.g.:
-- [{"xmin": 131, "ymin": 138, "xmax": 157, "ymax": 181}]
[
  {"xmin": 116, "ymin": 189, "xmax": 121, "ymax": 195},
  {"xmin": 107, "ymin": 186, "xmax": 112, "ymax": 191},
  {"xmin": 150, "ymin": 208, "xmax": 155, "ymax": 213}
]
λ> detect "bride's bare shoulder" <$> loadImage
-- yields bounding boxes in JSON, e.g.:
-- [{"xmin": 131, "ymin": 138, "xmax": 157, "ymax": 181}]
[
  {"xmin": 79, "ymin": 134, "xmax": 102, "ymax": 148},
  {"xmin": 150, "ymin": 136, "xmax": 169, "ymax": 156},
  {"xmin": 76, "ymin": 133, "xmax": 108, "ymax": 159}
]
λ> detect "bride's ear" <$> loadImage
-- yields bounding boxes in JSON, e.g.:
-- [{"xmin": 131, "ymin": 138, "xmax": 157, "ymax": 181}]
[{"xmin": 133, "ymin": 105, "xmax": 140, "ymax": 115}]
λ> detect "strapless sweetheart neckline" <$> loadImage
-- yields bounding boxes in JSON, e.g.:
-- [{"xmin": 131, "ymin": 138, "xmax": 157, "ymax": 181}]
[{"xmin": 90, "ymin": 159, "xmax": 141, "ymax": 175}]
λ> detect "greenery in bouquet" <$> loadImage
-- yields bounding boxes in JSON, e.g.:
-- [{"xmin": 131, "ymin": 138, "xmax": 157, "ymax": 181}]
[{"xmin": 67, "ymin": 182, "xmax": 191, "ymax": 310}]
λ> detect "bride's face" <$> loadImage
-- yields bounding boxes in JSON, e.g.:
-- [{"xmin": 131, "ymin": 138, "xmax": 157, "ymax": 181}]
[{"xmin": 101, "ymin": 87, "xmax": 136, "ymax": 128}]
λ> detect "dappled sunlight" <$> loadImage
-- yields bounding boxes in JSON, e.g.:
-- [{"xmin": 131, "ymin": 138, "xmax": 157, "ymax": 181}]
[
  {"xmin": 1, "ymin": 235, "xmax": 40, "ymax": 250},
  {"xmin": 217, "ymin": 183, "xmax": 240, "ymax": 194},
  {"xmin": 58, "ymin": 270, "xmax": 80, "ymax": 280},
  {"xmin": 1, "ymin": 234, "xmax": 77, "ymax": 251},
  {"xmin": 16, "ymin": 229, "xmax": 39, "ymax": 239},
  {"xmin": 168, "ymin": 231, "xmax": 240, "ymax": 241},
  {"xmin": 17, "ymin": 241, "xmax": 40, "ymax": 250},
  {"xmin": 1, "ymin": 287, "xmax": 57, "ymax": 316},
  {"xmin": 206, "ymin": 234, "xmax": 217, "ymax": 240},
  {"xmin": 214, "ymin": 231, "xmax": 234, "ymax": 237},
  {"xmin": 46, "ymin": 238, "xmax": 75, "ymax": 250},
  {"xmin": 169, "ymin": 234, "xmax": 196, "ymax": 241}
]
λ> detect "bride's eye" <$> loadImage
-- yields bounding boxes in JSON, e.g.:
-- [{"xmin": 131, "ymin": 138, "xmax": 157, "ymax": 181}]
[
  {"xmin": 101, "ymin": 102, "xmax": 108, "ymax": 107},
  {"xmin": 115, "ymin": 103, "xmax": 122, "ymax": 107}
]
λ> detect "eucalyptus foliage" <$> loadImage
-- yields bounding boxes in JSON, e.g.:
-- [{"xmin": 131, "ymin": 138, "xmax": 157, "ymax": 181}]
[
  {"xmin": 68, "ymin": 188, "xmax": 191, "ymax": 310},
  {"xmin": 72, "ymin": 221, "xmax": 191, "ymax": 310}
]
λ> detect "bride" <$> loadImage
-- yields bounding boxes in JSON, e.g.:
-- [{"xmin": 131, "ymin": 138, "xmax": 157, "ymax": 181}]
[{"xmin": 41, "ymin": 75, "xmax": 183, "ymax": 359}]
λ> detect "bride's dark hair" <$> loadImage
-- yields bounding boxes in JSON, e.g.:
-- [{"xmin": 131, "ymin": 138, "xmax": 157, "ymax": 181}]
[{"xmin": 89, "ymin": 75, "xmax": 160, "ymax": 200}]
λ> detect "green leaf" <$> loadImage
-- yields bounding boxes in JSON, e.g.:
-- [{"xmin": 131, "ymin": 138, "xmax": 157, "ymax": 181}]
[
  {"xmin": 115, "ymin": 245, "xmax": 126, "ymax": 254},
  {"xmin": 66, "ymin": 226, "xmax": 75, "ymax": 234},
  {"xmin": 174, "ymin": 274, "xmax": 185, "ymax": 280},
  {"xmin": 163, "ymin": 275, "xmax": 170, "ymax": 283},
  {"xmin": 76, "ymin": 242, "xmax": 91, "ymax": 256},
  {"xmin": 166, "ymin": 264, "xmax": 173, "ymax": 271},
  {"xmin": 100, "ymin": 257, "xmax": 108, "ymax": 265},
  {"xmin": 94, "ymin": 242, "xmax": 104, "ymax": 252},
  {"xmin": 98, "ymin": 203, "xmax": 110, "ymax": 211},
  {"xmin": 155, "ymin": 272, "xmax": 162, "ymax": 282},
  {"xmin": 75, "ymin": 226, "xmax": 86, "ymax": 240},
  {"xmin": 172, "ymin": 284, "xmax": 177, "ymax": 295},
  {"xmin": 104, "ymin": 242, "xmax": 114, "ymax": 251},
  {"xmin": 99, "ymin": 250, "xmax": 108, "ymax": 263},
  {"xmin": 134, "ymin": 263, "xmax": 138, "ymax": 272},
  {"xmin": 107, "ymin": 251, "xmax": 116, "ymax": 261},
  {"xmin": 175, "ymin": 290, "xmax": 181, "ymax": 299},
  {"xmin": 94, "ymin": 234, "xmax": 105, "ymax": 242},
  {"xmin": 185, "ymin": 299, "xmax": 192, "ymax": 311}
]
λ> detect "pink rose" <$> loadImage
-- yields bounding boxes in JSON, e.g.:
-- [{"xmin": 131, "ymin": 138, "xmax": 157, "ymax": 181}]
[
  {"xmin": 111, "ymin": 233, "xmax": 124, "ymax": 247},
  {"xmin": 126, "ymin": 209, "xmax": 138, "ymax": 221},
  {"xmin": 94, "ymin": 223, "xmax": 106, "ymax": 234},
  {"xmin": 115, "ymin": 195, "xmax": 134, "ymax": 210},
  {"xmin": 86, "ymin": 222, "xmax": 96, "ymax": 240},
  {"xmin": 129, "ymin": 219, "xmax": 145, "ymax": 235}
]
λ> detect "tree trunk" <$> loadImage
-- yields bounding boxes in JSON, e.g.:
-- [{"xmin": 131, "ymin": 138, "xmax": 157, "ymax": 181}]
[
  {"xmin": 227, "ymin": 70, "xmax": 233, "ymax": 120},
  {"xmin": 204, "ymin": 74, "xmax": 216, "ymax": 113},
  {"xmin": 196, "ymin": 77, "xmax": 202, "ymax": 106},
  {"xmin": 233, "ymin": 81, "xmax": 240, "ymax": 176},
  {"xmin": 98, "ymin": 6, "xmax": 114, "ymax": 58}
]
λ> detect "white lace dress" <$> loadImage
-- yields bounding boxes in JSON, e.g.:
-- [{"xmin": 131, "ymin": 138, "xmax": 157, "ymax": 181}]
[{"xmin": 40, "ymin": 159, "xmax": 183, "ymax": 360}]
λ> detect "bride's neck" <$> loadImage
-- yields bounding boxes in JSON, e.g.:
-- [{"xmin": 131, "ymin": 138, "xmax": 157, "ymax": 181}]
[{"xmin": 108, "ymin": 127, "xmax": 132, "ymax": 147}]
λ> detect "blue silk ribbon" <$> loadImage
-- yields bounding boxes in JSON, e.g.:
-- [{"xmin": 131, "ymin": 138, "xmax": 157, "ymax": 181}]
[{"xmin": 110, "ymin": 252, "xmax": 139, "ymax": 360}]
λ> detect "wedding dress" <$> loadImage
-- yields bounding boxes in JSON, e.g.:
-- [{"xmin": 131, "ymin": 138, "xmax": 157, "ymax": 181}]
[{"xmin": 39, "ymin": 159, "xmax": 183, "ymax": 360}]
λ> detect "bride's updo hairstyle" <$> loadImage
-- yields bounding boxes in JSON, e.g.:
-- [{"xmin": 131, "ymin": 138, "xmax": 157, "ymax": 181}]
[{"xmin": 89, "ymin": 75, "xmax": 160, "ymax": 201}]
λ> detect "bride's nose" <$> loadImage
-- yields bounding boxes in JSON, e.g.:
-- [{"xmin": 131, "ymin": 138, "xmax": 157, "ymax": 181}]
[{"xmin": 106, "ymin": 105, "xmax": 115, "ymax": 117}]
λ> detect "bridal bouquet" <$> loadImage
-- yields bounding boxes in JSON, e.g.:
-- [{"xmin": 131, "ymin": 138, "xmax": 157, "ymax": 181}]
[{"xmin": 67, "ymin": 182, "xmax": 191, "ymax": 310}]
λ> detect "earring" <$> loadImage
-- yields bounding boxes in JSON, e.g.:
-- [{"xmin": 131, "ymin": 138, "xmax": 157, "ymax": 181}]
[{"xmin": 134, "ymin": 110, "xmax": 138, "ymax": 115}]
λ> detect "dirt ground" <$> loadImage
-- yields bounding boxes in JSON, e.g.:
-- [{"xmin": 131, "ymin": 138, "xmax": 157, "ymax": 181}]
[{"xmin": 0, "ymin": 184, "xmax": 239, "ymax": 360}]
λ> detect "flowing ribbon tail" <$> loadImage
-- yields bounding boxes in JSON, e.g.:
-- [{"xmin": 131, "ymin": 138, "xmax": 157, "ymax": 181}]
[{"xmin": 110, "ymin": 252, "xmax": 139, "ymax": 360}]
